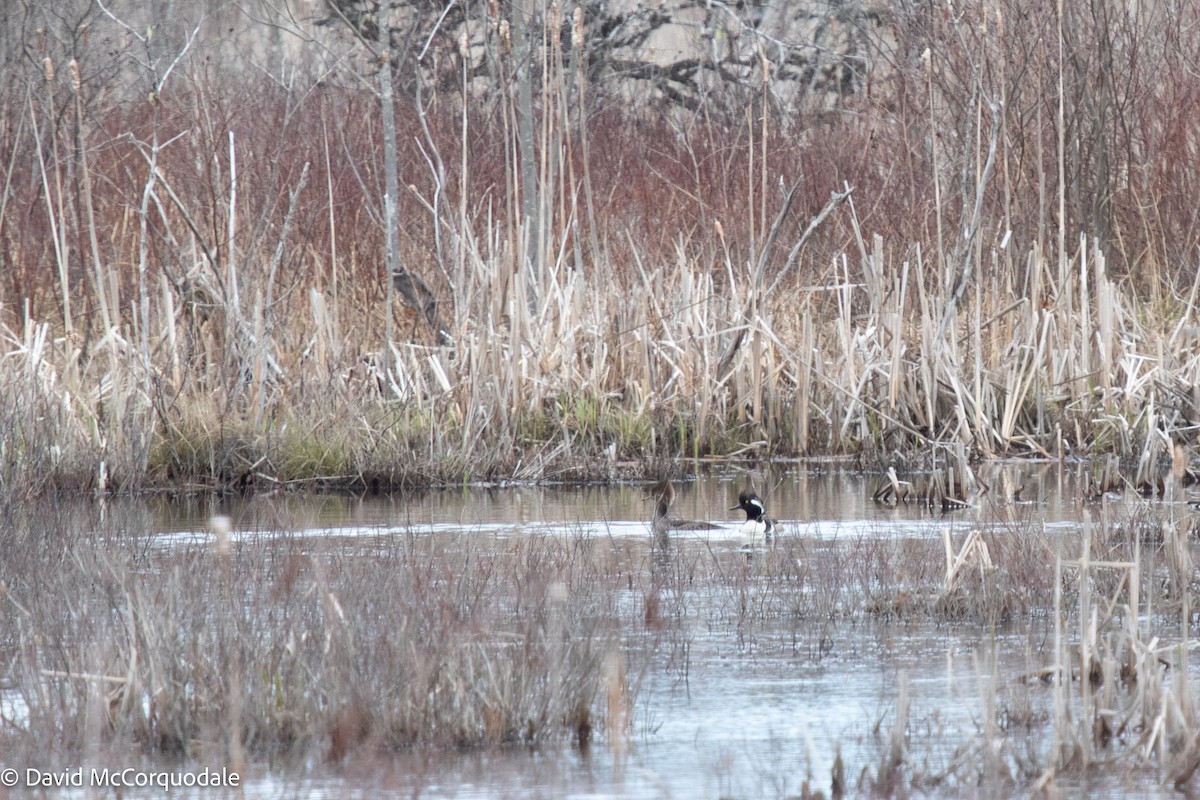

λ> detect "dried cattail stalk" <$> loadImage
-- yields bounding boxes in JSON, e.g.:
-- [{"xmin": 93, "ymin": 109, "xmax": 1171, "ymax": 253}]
[
  {"xmin": 571, "ymin": 7, "xmax": 584, "ymax": 51},
  {"xmin": 499, "ymin": 19, "xmax": 511, "ymax": 56}
]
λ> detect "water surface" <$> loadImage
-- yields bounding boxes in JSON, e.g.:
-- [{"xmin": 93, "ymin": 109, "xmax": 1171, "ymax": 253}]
[{"xmin": 15, "ymin": 461, "xmax": 1197, "ymax": 798}]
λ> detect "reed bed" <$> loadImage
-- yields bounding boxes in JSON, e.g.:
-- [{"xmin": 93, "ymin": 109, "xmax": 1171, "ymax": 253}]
[
  {"xmin": 3, "ymin": 1, "xmax": 1200, "ymax": 493},
  {"xmin": 0, "ymin": 500, "xmax": 640, "ymax": 769},
  {"xmin": 4, "ymin": 191, "xmax": 1195, "ymax": 493}
]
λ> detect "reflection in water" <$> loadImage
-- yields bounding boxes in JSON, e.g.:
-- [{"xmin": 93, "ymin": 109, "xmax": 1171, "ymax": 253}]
[
  {"xmin": 141, "ymin": 460, "xmax": 1088, "ymax": 541},
  {"xmin": 15, "ymin": 461, "xmax": 1196, "ymax": 798}
]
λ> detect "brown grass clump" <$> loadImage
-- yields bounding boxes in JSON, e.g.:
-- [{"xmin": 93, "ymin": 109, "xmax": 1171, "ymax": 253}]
[{"xmin": 0, "ymin": 500, "xmax": 633, "ymax": 767}]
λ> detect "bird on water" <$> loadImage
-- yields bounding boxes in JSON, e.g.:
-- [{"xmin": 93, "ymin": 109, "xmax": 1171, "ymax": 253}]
[
  {"xmin": 649, "ymin": 479, "xmax": 721, "ymax": 536},
  {"xmin": 731, "ymin": 489, "xmax": 776, "ymax": 543}
]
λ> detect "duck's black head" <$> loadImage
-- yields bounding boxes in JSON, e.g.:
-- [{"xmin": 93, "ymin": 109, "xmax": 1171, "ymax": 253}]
[{"xmin": 731, "ymin": 489, "xmax": 767, "ymax": 521}]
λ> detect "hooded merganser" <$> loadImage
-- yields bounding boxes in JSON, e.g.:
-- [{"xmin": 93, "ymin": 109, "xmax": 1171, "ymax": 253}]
[
  {"xmin": 649, "ymin": 479, "xmax": 721, "ymax": 535},
  {"xmin": 731, "ymin": 489, "xmax": 776, "ymax": 541}
]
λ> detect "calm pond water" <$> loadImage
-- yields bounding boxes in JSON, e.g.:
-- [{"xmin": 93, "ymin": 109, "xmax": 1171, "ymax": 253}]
[
  {"xmin": 147, "ymin": 460, "xmax": 1084, "ymax": 544},
  {"xmin": 15, "ymin": 461, "xmax": 1200, "ymax": 798}
]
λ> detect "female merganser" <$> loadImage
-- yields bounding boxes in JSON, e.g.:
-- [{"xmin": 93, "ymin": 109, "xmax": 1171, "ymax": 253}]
[
  {"xmin": 649, "ymin": 479, "xmax": 721, "ymax": 536},
  {"xmin": 731, "ymin": 489, "xmax": 776, "ymax": 542}
]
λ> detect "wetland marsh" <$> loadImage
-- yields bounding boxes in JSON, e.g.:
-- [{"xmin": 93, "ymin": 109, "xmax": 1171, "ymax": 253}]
[
  {"xmin": 7, "ymin": 1, "xmax": 1200, "ymax": 796},
  {"xmin": 4, "ymin": 463, "xmax": 1200, "ymax": 797}
]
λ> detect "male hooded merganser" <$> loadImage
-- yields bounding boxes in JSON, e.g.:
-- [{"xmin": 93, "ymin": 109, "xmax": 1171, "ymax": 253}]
[
  {"xmin": 649, "ymin": 479, "xmax": 721, "ymax": 536},
  {"xmin": 731, "ymin": 489, "xmax": 776, "ymax": 542}
]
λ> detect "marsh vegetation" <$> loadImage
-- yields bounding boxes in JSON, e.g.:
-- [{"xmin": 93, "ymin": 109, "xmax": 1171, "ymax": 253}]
[
  {"xmin": 2, "ymin": 1, "xmax": 1200, "ymax": 493},
  {"xmin": 2, "ymin": 466, "xmax": 1200, "ymax": 796},
  {"xmin": 5, "ymin": 0, "xmax": 1200, "ymax": 795}
]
